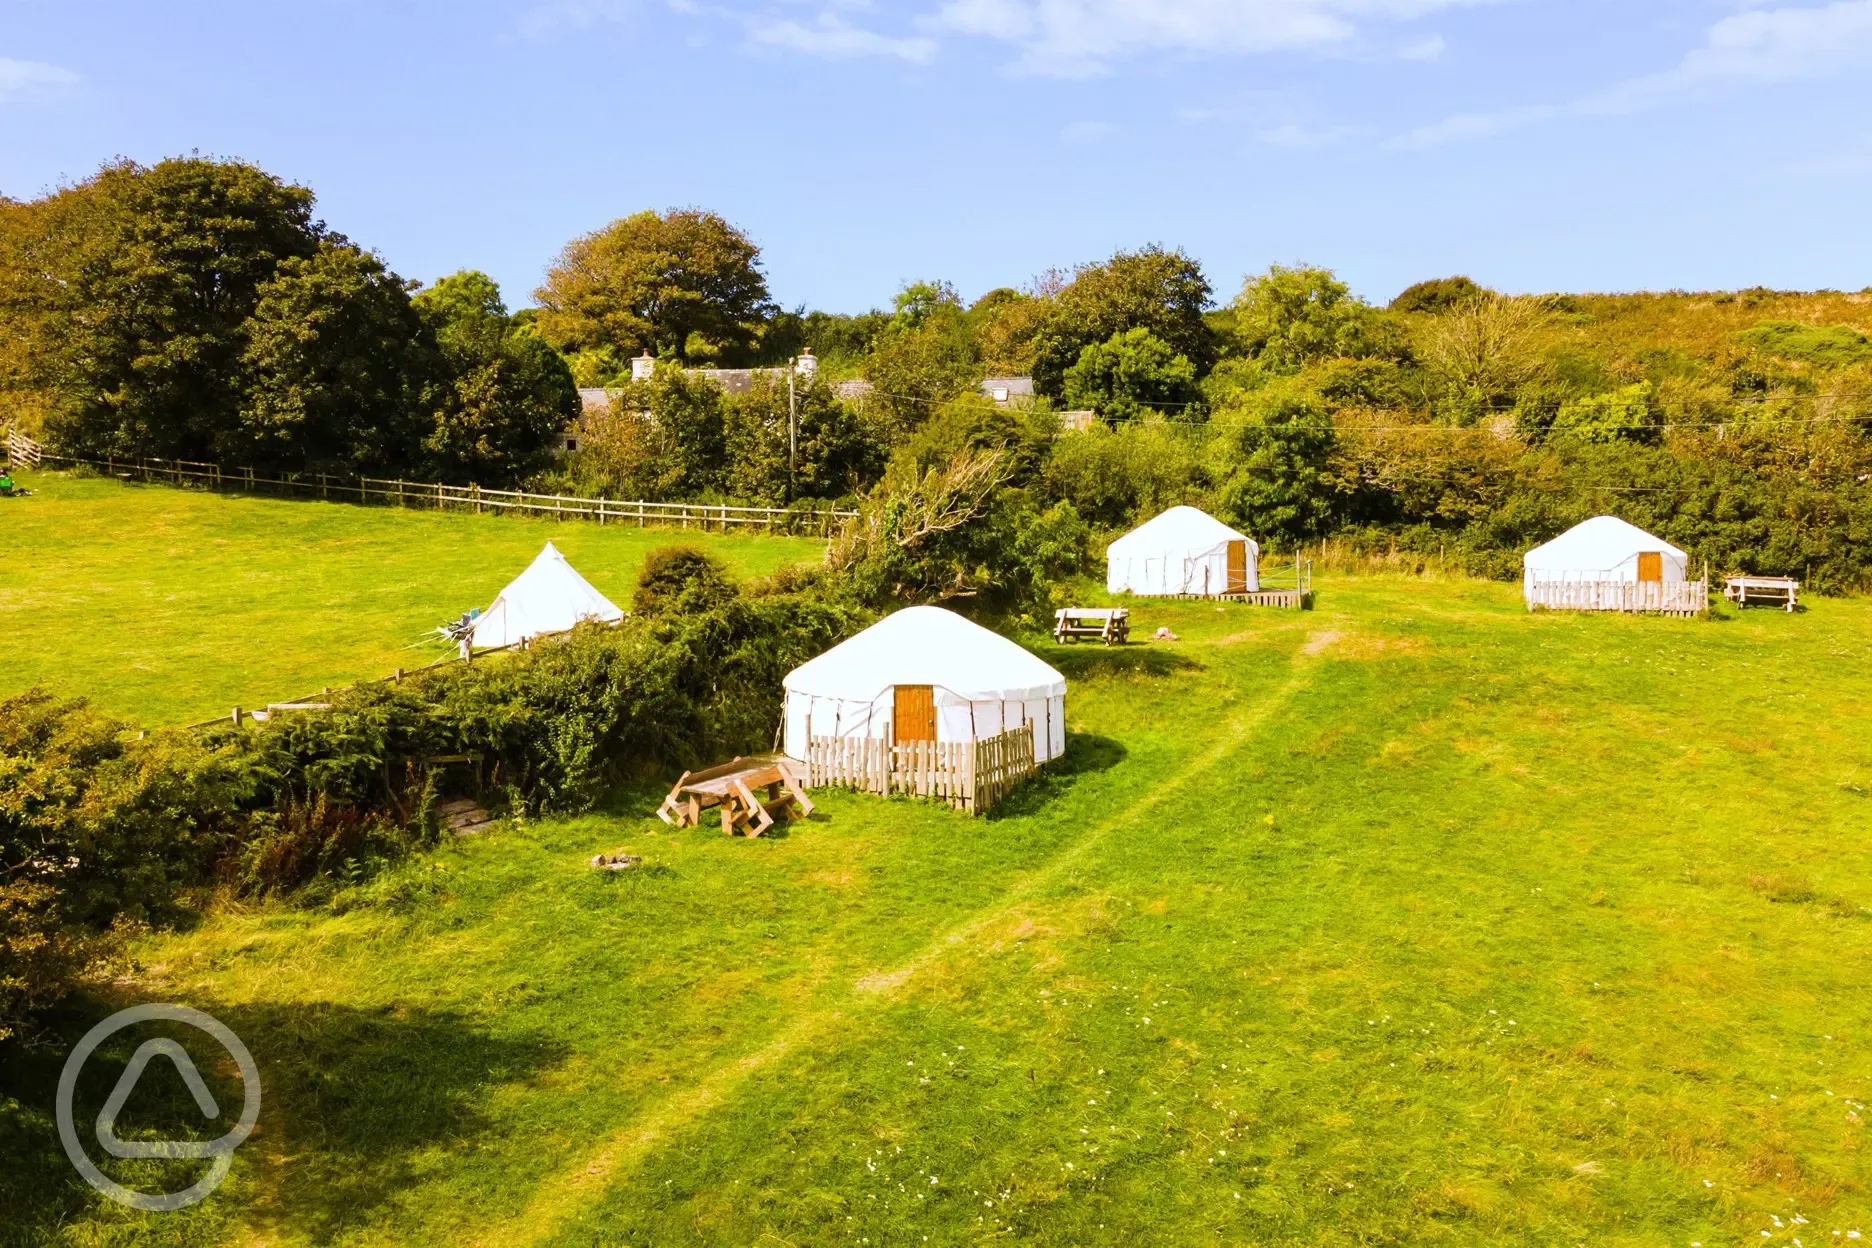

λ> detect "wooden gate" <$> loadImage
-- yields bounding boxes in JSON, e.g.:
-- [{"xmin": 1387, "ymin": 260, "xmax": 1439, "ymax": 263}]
[
  {"xmin": 1637, "ymin": 552, "xmax": 1663, "ymax": 583},
  {"xmin": 1227, "ymin": 541, "xmax": 1249, "ymax": 593},
  {"xmin": 893, "ymin": 685, "xmax": 936, "ymax": 743}
]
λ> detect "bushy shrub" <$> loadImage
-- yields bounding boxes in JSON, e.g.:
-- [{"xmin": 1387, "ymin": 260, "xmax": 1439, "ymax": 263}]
[
  {"xmin": 1735, "ymin": 321, "xmax": 1872, "ymax": 368},
  {"xmin": 1389, "ymin": 276, "xmax": 1486, "ymax": 314},
  {"xmin": 634, "ymin": 546, "xmax": 739, "ymax": 618}
]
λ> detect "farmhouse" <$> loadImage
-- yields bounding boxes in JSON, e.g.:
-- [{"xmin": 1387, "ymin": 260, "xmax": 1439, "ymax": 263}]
[
  {"xmin": 1107, "ymin": 505, "xmax": 1259, "ymax": 597},
  {"xmin": 781, "ymin": 606, "xmax": 1066, "ymax": 764},
  {"xmin": 569, "ymin": 359, "xmax": 1035, "ymax": 450},
  {"xmin": 1522, "ymin": 516, "xmax": 1704, "ymax": 615},
  {"xmin": 468, "ymin": 541, "xmax": 623, "ymax": 650}
]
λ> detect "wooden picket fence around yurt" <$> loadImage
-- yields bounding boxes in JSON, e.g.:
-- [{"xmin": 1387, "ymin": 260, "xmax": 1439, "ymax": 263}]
[
  {"xmin": 805, "ymin": 725, "xmax": 1038, "ymax": 815},
  {"xmin": 1525, "ymin": 577, "xmax": 1709, "ymax": 617}
]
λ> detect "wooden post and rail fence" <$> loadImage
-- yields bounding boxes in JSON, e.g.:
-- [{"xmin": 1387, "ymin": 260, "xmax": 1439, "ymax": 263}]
[
  {"xmin": 12, "ymin": 438, "xmax": 856, "ymax": 536},
  {"xmin": 805, "ymin": 724, "xmax": 1038, "ymax": 816}
]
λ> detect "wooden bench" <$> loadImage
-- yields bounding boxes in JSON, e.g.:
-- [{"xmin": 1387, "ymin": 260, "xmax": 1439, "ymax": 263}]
[
  {"xmin": 1054, "ymin": 607, "xmax": 1129, "ymax": 646},
  {"xmin": 656, "ymin": 754, "xmax": 815, "ymax": 837},
  {"xmin": 1723, "ymin": 576, "xmax": 1799, "ymax": 612}
]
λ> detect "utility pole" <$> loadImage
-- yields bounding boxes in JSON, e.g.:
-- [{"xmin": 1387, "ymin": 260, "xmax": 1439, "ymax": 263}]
[{"xmin": 787, "ymin": 363, "xmax": 798, "ymax": 503}]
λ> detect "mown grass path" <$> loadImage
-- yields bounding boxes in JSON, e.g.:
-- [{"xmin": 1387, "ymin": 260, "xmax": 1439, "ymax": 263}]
[{"xmin": 492, "ymin": 657, "xmax": 1322, "ymax": 1247}]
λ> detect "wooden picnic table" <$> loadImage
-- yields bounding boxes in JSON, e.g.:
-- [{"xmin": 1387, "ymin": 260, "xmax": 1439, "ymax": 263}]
[
  {"xmin": 656, "ymin": 754, "xmax": 815, "ymax": 837},
  {"xmin": 1054, "ymin": 607, "xmax": 1130, "ymax": 646},
  {"xmin": 1723, "ymin": 576, "xmax": 1800, "ymax": 612}
]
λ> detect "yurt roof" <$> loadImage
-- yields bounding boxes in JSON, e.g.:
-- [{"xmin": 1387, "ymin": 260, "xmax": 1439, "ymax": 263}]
[
  {"xmin": 1523, "ymin": 516, "xmax": 1685, "ymax": 569},
  {"xmin": 470, "ymin": 542, "xmax": 624, "ymax": 648},
  {"xmin": 783, "ymin": 606, "xmax": 1066, "ymax": 703},
  {"xmin": 1108, "ymin": 506, "xmax": 1252, "ymax": 556}
]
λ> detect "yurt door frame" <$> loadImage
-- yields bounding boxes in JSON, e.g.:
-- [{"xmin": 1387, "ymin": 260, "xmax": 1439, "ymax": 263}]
[
  {"xmin": 893, "ymin": 685, "xmax": 937, "ymax": 743},
  {"xmin": 1226, "ymin": 541, "xmax": 1250, "ymax": 593},
  {"xmin": 1636, "ymin": 552, "xmax": 1663, "ymax": 583}
]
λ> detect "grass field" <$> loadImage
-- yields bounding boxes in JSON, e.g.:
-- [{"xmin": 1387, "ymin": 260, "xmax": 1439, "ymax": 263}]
[
  {"xmin": 5, "ymin": 518, "xmax": 1871, "ymax": 1246},
  {"xmin": 0, "ymin": 470, "xmax": 823, "ymax": 725}
]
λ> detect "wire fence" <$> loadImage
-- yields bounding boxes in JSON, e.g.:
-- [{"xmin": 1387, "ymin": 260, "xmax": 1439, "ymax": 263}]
[{"xmin": 28, "ymin": 443, "xmax": 856, "ymax": 536}]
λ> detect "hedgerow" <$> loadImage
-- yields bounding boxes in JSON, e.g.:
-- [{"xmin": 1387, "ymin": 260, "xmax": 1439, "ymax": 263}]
[{"xmin": 0, "ymin": 571, "xmax": 870, "ymax": 1042}]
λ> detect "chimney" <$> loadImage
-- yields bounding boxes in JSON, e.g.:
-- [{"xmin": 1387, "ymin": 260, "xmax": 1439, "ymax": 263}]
[
  {"xmin": 630, "ymin": 351, "xmax": 655, "ymax": 383},
  {"xmin": 794, "ymin": 347, "xmax": 818, "ymax": 382}
]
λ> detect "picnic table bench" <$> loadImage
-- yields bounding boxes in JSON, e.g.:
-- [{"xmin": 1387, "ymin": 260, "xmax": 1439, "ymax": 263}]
[
  {"xmin": 1054, "ymin": 607, "xmax": 1130, "ymax": 646},
  {"xmin": 1723, "ymin": 576, "xmax": 1800, "ymax": 612},
  {"xmin": 656, "ymin": 754, "xmax": 815, "ymax": 837}
]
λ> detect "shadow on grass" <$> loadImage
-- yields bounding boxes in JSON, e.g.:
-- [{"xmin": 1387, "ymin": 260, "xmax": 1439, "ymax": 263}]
[
  {"xmin": 1045, "ymin": 646, "xmax": 1202, "ymax": 681},
  {"xmin": 988, "ymin": 732, "xmax": 1128, "ymax": 820},
  {"xmin": 0, "ymin": 994, "xmax": 566, "ymax": 1246}
]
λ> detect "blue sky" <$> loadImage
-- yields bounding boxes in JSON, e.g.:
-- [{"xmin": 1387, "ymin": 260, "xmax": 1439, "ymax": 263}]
[{"xmin": 4, "ymin": 0, "xmax": 1871, "ymax": 312}]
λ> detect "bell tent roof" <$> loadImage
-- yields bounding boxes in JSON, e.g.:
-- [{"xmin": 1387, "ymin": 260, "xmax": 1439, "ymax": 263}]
[
  {"xmin": 469, "ymin": 542, "xmax": 624, "ymax": 649},
  {"xmin": 783, "ymin": 606, "xmax": 1066, "ymax": 704}
]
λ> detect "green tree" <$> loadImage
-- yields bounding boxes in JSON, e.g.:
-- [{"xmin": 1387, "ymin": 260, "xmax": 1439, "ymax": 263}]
[
  {"xmin": 1208, "ymin": 384, "xmax": 1341, "ymax": 543},
  {"xmin": 13, "ymin": 158, "xmax": 324, "ymax": 461},
  {"xmin": 1061, "ymin": 327, "xmax": 1199, "ymax": 420},
  {"xmin": 969, "ymin": 286, "xmax": 1050, "ymax": 376},
  {"xmin": 1224, "ymin": 265, "xmax": 1399, "ymax": 371},
  {"xmin": 1043, "ymin": 420, "xmax": 1204, "ymax": 529},
  {"xmin": 1389, "ymin": 276, "xmax": 1486, "ymax": 314},
  {"xmin": 861, "ymin": 281, "xmax": 981, "ymax": 434},
  {"xmin": 721, "ymin": 373, "xmax": 885, "ymax": 504},
  {"xmin": 533, "ymin": 209, "xmax": 775, "ymax": 364},
  {"xmin": 414, "ymin": 271, "xmax": 579, "ymax": 485},
  {"xmin": 1031, "ymin": 247, "xmax": 1215, "ymax": 400},
  {"xmin": 1549, "ymin": 382, "xmax": 1661, "ymax": 444},
  {"xmin": 237, "ymin": 242, "xmax": 429, "ymax": 474}
]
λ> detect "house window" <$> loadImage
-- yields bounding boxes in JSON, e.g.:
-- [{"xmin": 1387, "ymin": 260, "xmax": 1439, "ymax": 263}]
[
  {"xmin": 564, "ymin": 437, "xmax": 580, "ymax": 452},
  {"xmin": 992, "ymin": 387, "xmax": 1010, "ymax": 403}
]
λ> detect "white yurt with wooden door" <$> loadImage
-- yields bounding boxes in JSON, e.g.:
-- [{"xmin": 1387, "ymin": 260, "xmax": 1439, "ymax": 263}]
[
  {"xmin": 781, "ymin": 606, "xmax": 1067, "ymax": 764},
  {"xmin": 1522, "ymin": 516, "xmax": 1687, "ymax": 601},
  {"xmin": 1107, "ymin": 506, "xmax": 1259, "ymax": 597},
  {"xmin": 468, "ymin": 542, "xmax": 624, "ymax": 650}
]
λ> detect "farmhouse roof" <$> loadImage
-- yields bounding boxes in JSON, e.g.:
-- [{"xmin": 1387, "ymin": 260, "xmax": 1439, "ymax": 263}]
[{"xmin": 782, "ymin": 606, "xmax": 1065, "ymax": 704}]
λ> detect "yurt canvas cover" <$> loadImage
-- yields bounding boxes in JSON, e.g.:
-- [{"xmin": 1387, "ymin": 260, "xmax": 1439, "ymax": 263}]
[
  {"xmin": 1522, "ymin": 516, "xmax": 1687, "ymax": 589},
  {"xmin": 782, "ymin": 606, "xmax": 1067, "ymax": 763},
  {"xmin": 469, "ymin": 542, "xmax": 624, "ymax": 649},
  {"xmin": 1107, "ymin": 506, "xmax": 1259, "ymax": 596}
]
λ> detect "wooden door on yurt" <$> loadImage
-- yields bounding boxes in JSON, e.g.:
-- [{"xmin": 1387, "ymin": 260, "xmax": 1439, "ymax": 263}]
[
  {"xmin": 893, "ymin": 685, "xmax": 937, "ymax": 742},
  {"xmin": 1637, "ymin": 552, "xmax": 1663, "ymax": 583},
  {"xmin": 1226, "ymin": 541, "xmax": 1250, "ymax": 593}
]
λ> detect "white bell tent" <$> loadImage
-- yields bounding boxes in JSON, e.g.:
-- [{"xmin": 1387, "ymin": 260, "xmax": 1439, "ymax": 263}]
[
  {"xmin": 1107, "ymin": 506, "xmax": 1259, "ymax": 597},
  {"xmin": 1523, "ymin": 516, "xmax": 1687, "ymax": 592},
  {"xmin": 781, "ymin": 606, "xmax": 1067, "ymax": 764},
  {"xmin": 468, "ymin": 542, "xmax": 624, "ymax": 650}
]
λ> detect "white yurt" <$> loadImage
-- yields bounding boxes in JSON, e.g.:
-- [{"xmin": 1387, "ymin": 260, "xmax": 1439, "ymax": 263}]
[
  {"xmin": 1522, "ymin": 516, "xmax": 1687, "ymax": 597},
  {"xmin": 1107, "ymin": 506, "xmax": 1259, "ymax": 597},
  {"xmin": 781, "ymin": 606, "xmax": 1067, "ymax": 764},
  {"xmin": 468, "ymin": 542, "xmax": 624, "ymax": 650}
]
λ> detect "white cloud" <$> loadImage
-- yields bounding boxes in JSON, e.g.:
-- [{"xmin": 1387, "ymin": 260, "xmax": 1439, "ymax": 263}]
[
  {"xmin": 1257, "ymin": 121, "xmax": 1364, "ymax": 146},
  {"xmin": 516, "ymin": 0, "xmax": 637, "ymax": 38},
  {"xmin": 1398, "ymin": 33, "xmax": 1445, "ymax": 60},
  {"xmin": 1061, "ymin": 119, "xmax": 1123, "ymax": 144},
  {"xmin": 750, "ymin": 13, "xmax": 940, "ymax": 61},
  {"xmin": 1398, "ymin": 0, "xmax": 1872, "ymax": 148},
  {"xmin": 0, "ymin": 57, "xmax": 79, "ymax": 103},
  {"xmin": 923, "ymin": 0, "xmax": 1490, "ymax": 76}
]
